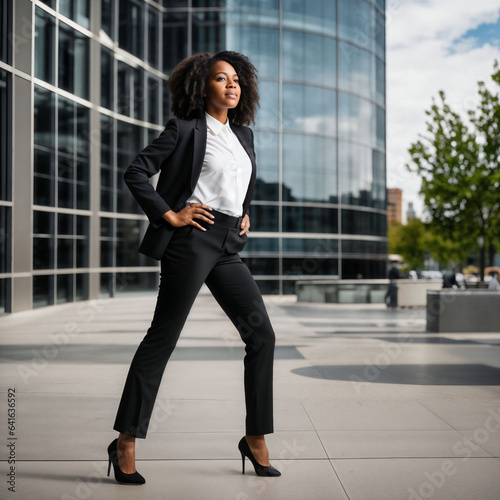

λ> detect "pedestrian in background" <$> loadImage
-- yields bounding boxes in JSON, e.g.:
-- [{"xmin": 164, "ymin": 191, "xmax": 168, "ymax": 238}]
[{"xmin": 385, "ymin": 261, "xmax": 400, "ymax": 309}]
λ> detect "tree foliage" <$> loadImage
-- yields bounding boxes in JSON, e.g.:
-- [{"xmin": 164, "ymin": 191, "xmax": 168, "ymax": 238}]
[
  {"xmin": 388, "ymin": 219, "xmax": 464, "ymax": 271},
  {"xmin": 388, "ymin": 220, "xmax": 428, "ymax": 270},
  {"xmin": 406, "ymin": 61, "xmax": 500, "ymax": 273}
]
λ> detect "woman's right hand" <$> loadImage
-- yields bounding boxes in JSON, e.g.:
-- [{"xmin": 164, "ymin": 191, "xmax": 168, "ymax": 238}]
[{"xmin": 162, "ymin": 203, "xmax": 214, "ymax": 231}]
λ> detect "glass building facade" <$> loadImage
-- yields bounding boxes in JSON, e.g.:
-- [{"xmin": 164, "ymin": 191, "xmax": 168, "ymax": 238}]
[{"xmin": 0, "ymin": 0, "xmax": 386, "ymax": 313}]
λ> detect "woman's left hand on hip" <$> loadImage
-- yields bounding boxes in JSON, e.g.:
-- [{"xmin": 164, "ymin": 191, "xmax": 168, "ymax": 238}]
[{"xmin": 239, "ymin": 214, "xmax": 250, "ymax": 236}]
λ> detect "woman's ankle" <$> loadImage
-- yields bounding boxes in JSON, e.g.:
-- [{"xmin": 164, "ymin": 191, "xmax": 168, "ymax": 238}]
[{"xmin": 117, "ymin": 433, "xmax": 136, "ymax": 450}]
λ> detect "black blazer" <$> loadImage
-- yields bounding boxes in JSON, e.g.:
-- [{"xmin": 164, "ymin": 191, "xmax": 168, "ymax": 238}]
[{"xmin": 123, "ymin": 115, "xmax": 257, "ymax": 260}]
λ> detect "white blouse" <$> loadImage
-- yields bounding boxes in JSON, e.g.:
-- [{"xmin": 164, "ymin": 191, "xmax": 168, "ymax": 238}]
[{"xmin": 186, "ymin": 112, "xmax": 252, "ymax": 217}]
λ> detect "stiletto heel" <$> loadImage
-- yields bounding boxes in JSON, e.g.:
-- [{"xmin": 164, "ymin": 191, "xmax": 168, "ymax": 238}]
[
  {"xmin": 237, "ymin": 436, "xmax": 281, "ymax": 477},
  {"xmin": 240, "ymin": 450, "xmax": 245, "ymax": 474},
  {"xmin": 107, "ymin": 438, "xmax": 146, "ymax": 485}
]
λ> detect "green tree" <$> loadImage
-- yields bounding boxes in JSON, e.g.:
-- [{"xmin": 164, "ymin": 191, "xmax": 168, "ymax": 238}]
[
  {"xmin": 389, "ymin": 220, "xmax": 467, "ymax": 271},
  {"xmin": 406, "ymin": 61, "xmax": 500, "ymax": 278},
  {"xmin": 388, "ymin": 219, "xmax": 428, "ymax": 270}
]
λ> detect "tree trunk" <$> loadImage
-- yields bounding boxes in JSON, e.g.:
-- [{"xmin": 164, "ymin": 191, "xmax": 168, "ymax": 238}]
[{"xmin": 489, "ymin": 241, "xmax": 496, "ymax": 267}]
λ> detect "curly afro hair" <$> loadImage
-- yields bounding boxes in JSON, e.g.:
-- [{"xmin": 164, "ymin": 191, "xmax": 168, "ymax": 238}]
[{"xmin": 167, "ymin": 51, "xmax": 259, "ymax": 126}]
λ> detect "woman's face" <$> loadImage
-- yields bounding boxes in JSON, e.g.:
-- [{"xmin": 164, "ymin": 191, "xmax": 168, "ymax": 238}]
[{"xmin": 204, "ymin": 60, "xmax": 240, "ymax": 115}]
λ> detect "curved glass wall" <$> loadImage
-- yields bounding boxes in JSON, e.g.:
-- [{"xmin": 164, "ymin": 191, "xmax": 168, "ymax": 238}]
[
  {"xmin": 4, "ymin": 0, "xmax": 386, "ymax": 313},
  {"xmin": 163, "ymin": 0, "xmax": 387, "ymax": 292}
]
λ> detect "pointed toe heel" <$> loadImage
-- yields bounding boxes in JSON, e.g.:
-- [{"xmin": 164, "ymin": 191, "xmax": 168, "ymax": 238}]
[
  {"xmin": 107, "ymin": 438, "xmax": 146, "ymax": 485},
  {"xmin": 237, "ymin": 436, "xmax": 281, "ymax": 477}
]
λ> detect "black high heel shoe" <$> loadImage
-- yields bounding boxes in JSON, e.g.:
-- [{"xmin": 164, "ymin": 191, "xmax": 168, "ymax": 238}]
[
  {"xmin": 238, "ymin": 436, "xmax": 281, "ymax": 477},
  {"xmin": 107, "ymin": 438, "xmax": 146, "ymax": 485}
]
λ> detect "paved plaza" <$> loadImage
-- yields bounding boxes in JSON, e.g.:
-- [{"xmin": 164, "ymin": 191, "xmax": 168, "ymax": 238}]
[{"xmin": 1, "ymin": 289, "xmax": 500, "ymax": 499}]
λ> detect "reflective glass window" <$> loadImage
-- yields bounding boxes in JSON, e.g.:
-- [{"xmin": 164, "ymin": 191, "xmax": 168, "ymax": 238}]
[
  {"xmin": 101, "ymin": 115, "xmax": 114, "ymax": 212},
  {"xmin": 117, "ymin": 61, "xmax": 144, "ymax": 120},
  {"xmin": 376, "ymin": 57, "xmax": 385, "ymax": 106},
  {"xmin": 338, "ymin": 92, "xmax": 375, "ymax": 147},
  {"xmin": 57, "ymin": 239, "xmax": 74, "ymax": 268},
  {"xmin": 282, "ymin": 84, "xmax": 336, "ymax": 135},
  {"xmin": 164, "ymin": 0, "xmax": 188, "ymax": 6},
  {"xmin": 283, "ymin": 134, "xmax": 337, "ymax": 203},
  {"xmin": 342, "ymin": 258, "xmax": 386, "ymax": 279},
  {"xmin": 101, "ymin": 48, "xmax": 114, "ymax": 110},
  {"xmin": 58, "ymin": 96, "xmax": 75, "ymax": 156},
  {"xmin": 101, "ymin": 0, "xmax": 115, "ymax": 40},
  {"xmin": 339, "ymin": 141, "xmax": 378, "ymax": 207},
  {"xmin": 242, "ymin": 237, "xmax": 279, "ymax": 253},
  {"xmin": 0, "ymin": 278, "xmax": 10, "ymax": 314},
  {"xmin": 375, "ymin": 10, "xmax": 385, "ymax": 61},
  {"xmin": 338, "ymin": 42, "xmax": 374, "ymax": 101},
  {"xmin": 33, "ymin": 275, "xmax": 54, "ymax": 308},
  {"xmin": 283, "ymin": 257, "xmax": 338, "ymax": 276},
  {"xmin": 192, "ymin": 0, "xmax": 223, "ymax": 6},
  {"xmin": 59, "ymin": 22, "xmax": 90, "ymax": 100},
  {"xmin": 147, "ymin": 76, "xmax": 161, "ymax": 124},
  {"xmin": 0, "ymin": 70, "xmax": 11, "ymax": 201},
  {"xmin": 147, "ymin": 7, "xmax": 160, "ymax": 69},
  {"xmin": 282, "ymin": 31, "xmax": 335, "ymax": 87},
  {"xmin": 117, "ymin": 219, "xmax": 157, "ymax": 267},
  {"xmin": 338, "ymin": 0, "xmax": 375, "ymax": 53},
  {"xmin": 119, "ymin": 0, "xmax": 143, "ymax": 58},
  {"xmin": 255, "ymin": 80, "xmax": 279, "ymax": 130},
  {"xmin": 76, "ymin": 216, "xmax": 89, "ymax": 267},
  {"xmin": 116, "ymin": 121, "xmax": 144, "ymax": 214},
  {"xmin": 248, "ymin": 205, "xmax": 279, "ymax": 232},
  {"xmin": 34, "ymin": 86, "xmax": 56, "ymax": 206},
  {"xmin": 282, "ymin": 238, "xmax": 338, "ymax": 254},
  {"xmin": 163, "ymin": 11, "xmax": 188, "ymax": 72},
  {"xmin": 39, "ymin": 0, "xmax": 56, "ymax": 9},
  {"xmin": 100, "ymin": 217, "xmax": 115, "ymax": 267},
  {"xmin": 57, "ymin": 274, "xmax": 73, "ymax": 303},
  {"xmin": 242, "ymin": 257, "xmax": 279, "ymax": 275},
  {"xmin": 376, "ymin": 0, "xmax": 385, "ymax": 10},
  {"xmin": 227, "ymin": 0, "xmax": 279, "ymax": 26},
  {"xmin": 283, "ymin": 206, "xmax": 338, "ymax": 233},
  {"xmin": 376, "ymin": 104, "xmax": 385, "ymax": 149},
  {"xmin": 33, "ymin": 211, "xmax": 55, "ymax": 270},
  {"xmin": 0, "ymin": 0, "xmax": 10, "ymax": 63},
  {"xmin": 226, "ymin": 26, "xmax": 279, "ymax": 79},
  {"xmin": 192, "ymin": 11, "xmax": 226, "ymax": 55},
  {"xmin": 60, "ymin": 0, "xmax": 90, "ymax": 29},
  {"xmin": 76, "ymin": 274, "xmax": 89, "ymax": 300},
  {"xmin": 0, "ymin": 207, "xmax": 11, "ymax": 273},
  {"xmin": 372, "ymin": 149, "xmax": 386, "ymax": 210},
  {"xmin": 255, "ymin": 280, "xmax": 280, "ymax": 294},
  {"xmin": 34, "ymin": 149, "xmax": 55, "ymax": 206},
  {"xmin": 34, "ymin": 8, "xmax": 55, "ymax": 84},
  {"xmin": 342, "ymin": 239, "xmax": 387, "ymax": 254},
  {"xmin": 253, "ymin": 130, "xmax": 279, "ymax": 201},
  {"xmin": 115, "ymin": 272, "xmax": 158, "ymax": 295},
  {"xmin": 342, "ymin": 209, "xmax": 386, "ymax": 236},
  {"xmin": 282, "ymin": 0, "xmax": 335, "ymax": 35},
  {"xmin": 34, "ymin": 86, "xmax": 56, "ymax": 151},
  {"xmin": 57, "ymin": 97, "xmax": 90, "ymax": 210}
]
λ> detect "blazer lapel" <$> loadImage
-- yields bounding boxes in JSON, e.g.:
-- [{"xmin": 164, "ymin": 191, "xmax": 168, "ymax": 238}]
[
  {"xmin": 191, "ymin": 116, "xmax": 207, "ymax": 192},
  {"xmin": 231, "ymin": 124, "xmax": 257, "ymax": 215}
]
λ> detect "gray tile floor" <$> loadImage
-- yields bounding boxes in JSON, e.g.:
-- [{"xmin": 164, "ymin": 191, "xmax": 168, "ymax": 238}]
[{"xmin": 1, "ymin": 288, "xmax": 500, "ymax": 499}]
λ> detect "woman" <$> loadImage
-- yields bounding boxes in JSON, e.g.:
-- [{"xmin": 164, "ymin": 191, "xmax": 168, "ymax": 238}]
[{"xmin": 107, "ymin": 51, "xmax": 281, "ymax": 484}]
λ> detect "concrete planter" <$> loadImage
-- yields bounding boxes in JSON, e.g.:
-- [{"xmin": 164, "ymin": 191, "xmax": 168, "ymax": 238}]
[{"xmin": 426, "ymin": 290, "xmax": 500, "ymax": 332}]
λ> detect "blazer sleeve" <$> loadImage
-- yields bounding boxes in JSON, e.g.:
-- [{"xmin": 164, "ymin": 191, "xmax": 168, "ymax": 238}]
[{"xmin": 123, "ymin": 118, "xmax": 179, "ymax": 223}]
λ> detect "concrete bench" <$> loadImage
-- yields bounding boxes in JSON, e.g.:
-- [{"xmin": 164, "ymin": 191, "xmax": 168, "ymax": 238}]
[
  {"xmin": 296, "ymin": 279, "xmax": 442, "ymax": 307},
  {"xmin": 426, "ymin": 290, "xmax": 500, "ymax": 332}
]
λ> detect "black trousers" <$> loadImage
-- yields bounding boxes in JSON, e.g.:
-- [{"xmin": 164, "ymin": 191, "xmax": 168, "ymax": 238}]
[
  {"xmin": 113, "ymin": 211, "xmax": 276, "ymax": 438},
  {"xmin": 385, "ymin": 283, "xmax": 398, "ymax": 308}
]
